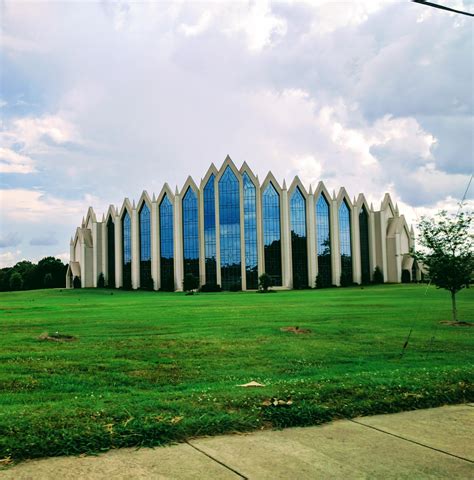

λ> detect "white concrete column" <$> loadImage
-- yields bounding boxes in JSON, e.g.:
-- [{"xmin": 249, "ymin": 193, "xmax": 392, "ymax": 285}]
[
  {"xmin": 351, "ymin": 205, "xmax": 361, "ymax": 284},
  {"xmin": 281, "ymin": 183, "xmax": 291, "ymax": 288},
  {"xmin": 239, "ymin": 175, "xmax": 246, "ymax": 290},
  {"xmin": 331, "ymin": 198, "xmax": 340, "ymax": 286},
  {"xmin": 70, "ymin": 239, "xmax": 74, "ymax": 262},
  {"xmin": 174, "ymin": 191, "xmax": 183, "ymax": 291},
  {"xmin": 92, "ymin": 221, "xmax": 98, "ymax": 287},
  {"xmin": 115, "ymin": 215, "xmax": 123, "ymax": 288},
  {"xmin": 256, "ymin": 184, "xmax": 264, "ymax": 280},
  {"xmin": 198, "ymin": 186, "xmax": 206, "ymax": 286},
  {"xmin": 368, "ymin": 208, "xmax": 376, "ymax": 280},
  {"xmin": 81, "ymin": 242, "xmax": 86, "ymax": 288},
  {"xmin": 380, "ymin": 215, "xmax": 388, "ymax": 282},
  {"xmin": 131, "ymin": 206, "xmax": 139, "ymax": 289},
  {"xmin": 307, "ymin": 192, "xmax": 317, "ymax": 287},
  {"xmin": 151, "ymin": 199, "xmax": 159, "ymax": 290}
]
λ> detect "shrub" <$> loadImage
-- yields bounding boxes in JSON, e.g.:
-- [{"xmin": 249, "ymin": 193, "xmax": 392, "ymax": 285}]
[
  {"xmin": 373, "ymin": 266, "xmax": 384, "ymax": 284},
  {"xmin": 43, "ymin": 273, "xmax": 53, "ymax": 288},
  {"xmin": 229, "ymin": 282, "xmax": 242, "ymax": 292},
  {"xmin": 258, "ymin": 273, "xmax": 272, "ymax": 292},
  {"xmin": 142, "ymin": 275, "xmax": 154, "ymax": 291},
  {"xmin": 97, "ymin": 273, "xmax": 105, "ymax": 288},
  {"xmin": 401, "ymin": 269, "xmax": 411, "ymax": 284},
  {"xmin": 183, "ymin": 273, "xmax": 199, "ymax": 293},
  {"xmin": 200, "ymin": 283, "xmax": 222, "ymax": 292},
  {"xmin": 9, "ymin": 272, "xmax": 23, "ymax": 291},
  {"xmin": 73, "ymin": 276, "xmax": 81, "ymax": 289},
  {"xmin": 340, "ymin": 271, "xmax": 352, "ymax": 287}
]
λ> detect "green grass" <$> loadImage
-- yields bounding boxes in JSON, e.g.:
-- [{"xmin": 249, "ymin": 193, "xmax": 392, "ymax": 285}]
[{"xmin": 0, "ymin": 285, "xmax": 473, "ymax": 462}]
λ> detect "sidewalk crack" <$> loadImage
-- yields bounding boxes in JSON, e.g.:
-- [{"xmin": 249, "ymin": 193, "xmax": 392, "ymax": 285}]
[
  {"xmin": 349, "ymin": 419, "xmax": 473, "ymax": 464},
  {"xmin": 185, "ymin": 440, "xmax": 248, "ymax": 479}
]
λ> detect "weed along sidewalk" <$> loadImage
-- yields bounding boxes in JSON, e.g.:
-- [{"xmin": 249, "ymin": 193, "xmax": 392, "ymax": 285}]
[{"xmin": 1, "ymin": 405, "xmax": 473, "ymax": 479}]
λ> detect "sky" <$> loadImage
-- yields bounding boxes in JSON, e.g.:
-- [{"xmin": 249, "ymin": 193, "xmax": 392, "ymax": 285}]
[{"xmin": 0, "ymin": 0, "xmax": 473, "ymax": 268}]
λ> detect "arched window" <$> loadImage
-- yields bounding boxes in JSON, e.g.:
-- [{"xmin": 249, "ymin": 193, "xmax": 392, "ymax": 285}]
[
  {"xmin": 262, "ymin": 183, "xmax": 282, "ymax": 286},
  {"xmin": 159, "ymin": 195, "xmax": 174, "ymax": 291},
  {"xmin": 204, "ymin": 174, "xmax": 217, "ymax": 285},
  {"xmin": 316, "ymin": 194, "xmax": 332, "ymax": 287},
  {"xmin": 290, "ymin": 187, "xmax": 308, "ymax": 288},
  {"xmin": 182, "ymin": 187, "xmax": 199, "ymax": 281},
  {"xmin": 218, "ymin": 166, "xmax": 241, "ymax": 290},
  {"xmin": 339, "ymin": 199, "xmax": 353, "ymax": 285},
  {"xmin": 243, "ymin": 172, "xmax": 258, "ymax": 289},
  {"xmin": 107, "ymin": 216, "xmax": 115, "ymax": 288},
  {"xmin": 139, "ymin": 202, "xmax": 152, "ymax": 288},
  {"xmin": 359, "ymin": 205, "xmax": 370, "ymax": 284},
  {"xmin": 122, "ymin": 210, "xmax": 132, "ymax": 289}
]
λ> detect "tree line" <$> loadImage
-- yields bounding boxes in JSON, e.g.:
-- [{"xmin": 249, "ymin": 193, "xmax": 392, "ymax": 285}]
[{"xmin": 0, "ymin": 257, "xmax": 67, "ymax": 292}]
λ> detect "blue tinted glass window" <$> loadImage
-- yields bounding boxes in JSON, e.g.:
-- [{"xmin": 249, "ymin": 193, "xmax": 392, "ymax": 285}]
[
  {"xmin": 122, "ymin": 210, "xmax": 132, "ymax": 289},
  {"xmin": 290, "ymin": 187, "xmax": 308, "ymax": 288},
  {"xmin": 359, "ymin": 205, "xmax": 370, "ymax": 284},
  {"xmin": 262, "ymin": 183, "xmax": 282, "ymax": 286},
  {"xmin": 182, "ymin": 187, "xmax": 200, "ymax": 281},
  {"xmin": 139, "ymin": 202, "xmax": 152, "ymax": 288},
  {"xmin": 316, "ymin": 194, "xmax": 332, "ymax": 287},
  {"xmin": 339, "ymin": 199, "xmax": 353, "ymax": 284},
  {"xmin": 243, "ymin": 172, "xmax": 258, "ymax": 289},
  {"xmin": 204, "ymin": 174, "xmax": 217, "ymax": 285},
  {"xmin": 219, "ymin": 166, "xmax": 241, "ymax": 290},
  {"xmin": 160, "ymin": 195, "xmax": 174, "ymax": 291},
  {"xmin": 107, "ymin": 217, "xmax": 115, "ymax": 287}
]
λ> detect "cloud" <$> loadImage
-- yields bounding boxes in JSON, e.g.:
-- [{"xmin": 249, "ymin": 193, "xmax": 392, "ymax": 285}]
[
  {"xmin": 0, "ymin": 250, "xmax": 22, "ymax": 268},
  {"xmin": 0, "ymin": 147, "xmax": 36, "ymax": 173},
  {"xmin": 0, "ymin": 232, "xmax": 22, "ymax": 248},
  {"xmin": 30, "ymin": 232, "xmax": 58, "ymax": 246}
]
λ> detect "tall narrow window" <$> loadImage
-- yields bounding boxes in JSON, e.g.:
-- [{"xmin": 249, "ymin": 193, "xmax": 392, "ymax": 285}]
[
  {"xmin": 107, "ymin": 216, "xmax": 115, "ymax": 288},
  {"xmin": 204, "ymin": 174, "xmax": 217, "ymax": 285},
  {"xmin": 219, "ymin": 166, "xmax": 241, "ymax": 290},
  {"xmin": 182, "ymin": 187, "xmax": 199, "ymax": 281},
  {"xmin": 262, "ymin": 183, "xmax": 282, "ymax": 286},
  {"xmin": 339, "ymin": 199, "xmax": 353, "ymax": 285},
  {"xmin": 160, "ymin": 195, "xmax": 174, "ymax": 291},
  {"xmin": 122, "ymin": 210, "xmax": 132, "ymax": 289},
  {"xmin": 243, "ymin": 173, "xmax": 258, "ymax": 289},
  {"xmin": 139, "ymin": 202, "xmax": 152, "ymax": 288},
  {"xmin": 359, "ymin": 205, "xmax": 370, "ymax": 284},
  {"xmin": 316, "ymin": 194, "xmax": 332, "ymax": 287},
  {"xmin": 290, "ymin": 187, "xmax": 308, "ymax": 288}
]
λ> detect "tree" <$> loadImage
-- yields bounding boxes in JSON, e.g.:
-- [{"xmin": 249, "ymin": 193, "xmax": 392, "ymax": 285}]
[
  {"xmin": 9, "ymin": 272, "xmax": 23, "ymax": 291},
  {"xmin": 258, "ymin": 273, "xmax": 272, "ymax": 292},
  {"xmin": 183, "ymin": 273, "xmax": 199, "ymax": 293},
  {"xmin": 413, "ymin": 210, "xmax": 473, "ymax": 322},
  {"xmin": 73, "ymin": 276, "xmax": 82, "ymax": 289}
]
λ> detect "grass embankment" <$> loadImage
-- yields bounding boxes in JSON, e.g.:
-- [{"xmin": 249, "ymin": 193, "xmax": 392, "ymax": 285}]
[{"xmin": 0, "ymin": 285, "xmax": 472, "ymax": 462}]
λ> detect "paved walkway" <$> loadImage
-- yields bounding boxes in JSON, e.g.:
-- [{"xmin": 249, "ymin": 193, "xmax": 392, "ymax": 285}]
[{"xmin": 1, "ymin": 404, "xmax": 473, "ymax": 479}]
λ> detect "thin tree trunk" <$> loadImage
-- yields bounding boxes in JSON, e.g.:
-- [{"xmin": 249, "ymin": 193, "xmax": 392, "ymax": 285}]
[{"xmin": 451, "ymin": 290, "xmax": 457, "ymax": 323}]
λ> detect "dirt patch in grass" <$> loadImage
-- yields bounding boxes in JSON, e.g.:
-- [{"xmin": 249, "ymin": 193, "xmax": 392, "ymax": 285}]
[
  {"xmin": 280, "ymin": 326, "xmax": 312, "ymax": 334},
  {"xmin": 439, "ymin": 321, "xmax": 473, "ymax": 327},
  {"xmin": 37, "ymin": 332, "xmax": 77, "ymax": 342}
]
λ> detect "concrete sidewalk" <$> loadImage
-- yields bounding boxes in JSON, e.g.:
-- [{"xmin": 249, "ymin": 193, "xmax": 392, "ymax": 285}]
[{"xmin": 1, "ymin": 404, "xmax": 473, "ymax": 479}]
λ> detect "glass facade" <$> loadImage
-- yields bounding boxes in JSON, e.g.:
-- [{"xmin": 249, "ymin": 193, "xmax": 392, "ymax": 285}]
[
  {"xmin": 316, "ymin": 193, "xmax": 332, "ymax": 287},
  {"xmin": 159, "ymin": 195, "xmax": 174, "ymax": 291},
  {"xmin": 339, "ymin": 199, "xmax": 353, "ymax": 285},
  {"xmin": 122, "ymin": 210, "xmax": 132, "ymax": 289},
  {"xmin": 290, "ymin": 187, "xmax": 308, "ymax": 288},
  {"xmin": 203, "ymin": 174, "xmax": 217, "ymax": 285},
  {"xmin": 139, "ymin": 202, "xmax": 152, "ymax": 288},
  {"xmin": 218, "ymin": 166, "xmax": 241, "ymax": 290},
  {"xmin": 182, "ymin": 187, "xmax": 200, "ymax": 281},
  {"xmin": 359, "ymin": 205, "xmax": 370, "ymax": 284},
  {"xmin": 262, "ymin": 182, "xmax": 282, "ymax": 286},
  {"xmin": 243, "ymin": 172, "xmax": 258, "ymax": 289},
  {"xmin": 107, "ymin": 216, "xmax": 115, "ymax": 287}
]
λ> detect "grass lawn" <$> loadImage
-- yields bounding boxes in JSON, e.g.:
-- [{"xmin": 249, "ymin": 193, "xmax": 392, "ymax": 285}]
[{"xmin": 0, "ymin": 284, "xmax": 473, "ymax": 462}]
